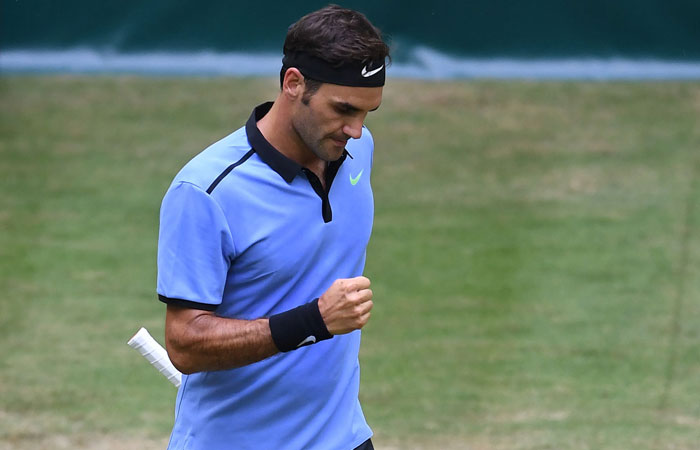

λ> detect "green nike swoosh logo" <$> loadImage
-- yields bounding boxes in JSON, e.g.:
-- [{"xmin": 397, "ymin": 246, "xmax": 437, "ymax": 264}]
[{"xmin": 349, "ymin": 169, "xmax": 364, "ymax": 185}]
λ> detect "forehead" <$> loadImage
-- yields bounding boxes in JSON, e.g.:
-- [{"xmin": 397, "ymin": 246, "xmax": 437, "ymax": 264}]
[{"xmin": 315, "ymin": 83, "xmax": 383, "ymax": 111}]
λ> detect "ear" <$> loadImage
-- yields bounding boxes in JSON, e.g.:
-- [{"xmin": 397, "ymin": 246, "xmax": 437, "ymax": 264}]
[{"xmin": 282, "ymin": 68, "xmax": 305, "ymax": 100}]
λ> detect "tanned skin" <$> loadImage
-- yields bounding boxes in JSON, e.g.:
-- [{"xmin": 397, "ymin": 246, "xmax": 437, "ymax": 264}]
[{"xmin": 165, "ymin": 68, "xmax": 382, "ymax": 374}]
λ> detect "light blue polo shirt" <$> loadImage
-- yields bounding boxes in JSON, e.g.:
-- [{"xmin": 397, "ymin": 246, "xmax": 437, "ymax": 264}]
[{"xmin": 157, "ymin": 102, "xmax": 375, "ymax": 450}]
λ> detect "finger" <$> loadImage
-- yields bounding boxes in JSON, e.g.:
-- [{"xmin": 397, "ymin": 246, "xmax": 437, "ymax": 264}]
[
  {"xmin": 357, "ymin": 299, "xmax": 373, "ymax": 315},
  {"xmin": 357, "ymin": 311, "xmax": 371, "ymax": 328},
  {"xmin": 347, "ymin": 276, "xmax": 371, "ymax": 291},
  {"xmin": 349, "ymin": 288, "xmax": 373, "ymax": 303}
]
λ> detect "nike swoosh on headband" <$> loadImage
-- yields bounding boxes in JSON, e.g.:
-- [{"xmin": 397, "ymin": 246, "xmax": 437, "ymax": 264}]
[{"xmin": 361, "ymin": 65, "xmax": 384, "ymax": 78}]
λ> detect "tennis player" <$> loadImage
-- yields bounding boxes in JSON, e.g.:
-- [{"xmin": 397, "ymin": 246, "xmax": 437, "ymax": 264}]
[{"xmin": 156, "ymin": 5, "xmax": 390, "ymax": 449}]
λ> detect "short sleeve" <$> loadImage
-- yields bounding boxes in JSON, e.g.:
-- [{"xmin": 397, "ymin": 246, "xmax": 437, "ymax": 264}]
[{"xmin": 157, "ymin": 181, "xmax": 235, "ymax": 310}]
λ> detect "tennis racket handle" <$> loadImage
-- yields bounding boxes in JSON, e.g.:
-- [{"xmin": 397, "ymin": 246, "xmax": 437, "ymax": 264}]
[{"xmin": 127, "ymin": 327, "xmax": 182, "ymax": 388}]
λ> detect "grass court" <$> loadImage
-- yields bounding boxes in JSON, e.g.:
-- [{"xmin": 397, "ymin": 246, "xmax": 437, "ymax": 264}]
[{"xmin": 0, "ymin": 76, "xmax": 699, "ymax": 449}]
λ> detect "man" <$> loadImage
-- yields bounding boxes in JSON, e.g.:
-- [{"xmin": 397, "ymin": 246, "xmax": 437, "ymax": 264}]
[{"xmin": 156, "ymin": 5, "xmax": 390, "ymax": 449}]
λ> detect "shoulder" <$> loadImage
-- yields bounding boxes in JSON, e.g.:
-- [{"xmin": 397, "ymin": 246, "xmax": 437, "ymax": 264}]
[
  {"xmin": 358, "ymin": 126, "xmax": 375, "ymax": 148},
  {"xmin": 170, "ymin": 126, "xmax": 252, "ymax": 192},
  {"xmin": 346, "ymin": 126, "xmax": 375, "ymax": 153}
]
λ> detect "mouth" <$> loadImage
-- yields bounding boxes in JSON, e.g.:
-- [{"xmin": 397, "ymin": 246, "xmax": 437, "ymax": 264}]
[{"xmin": 330, "ymin": 138, "xmax": 348, "ymax": 148}]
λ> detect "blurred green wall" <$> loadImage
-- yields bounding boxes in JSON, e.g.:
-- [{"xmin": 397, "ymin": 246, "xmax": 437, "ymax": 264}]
[{"xmin": 1, "ymin": 0, "xmax": 699, "ymax": 59}]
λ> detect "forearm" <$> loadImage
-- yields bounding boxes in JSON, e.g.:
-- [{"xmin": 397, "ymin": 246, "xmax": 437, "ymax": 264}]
[
  {"xmin": 164, "ymin": 276, "xmax": 374, "ymax": 374},
  {"xmin": 165, "ymin": 306, "xmax": 279, "ymax": 374}
]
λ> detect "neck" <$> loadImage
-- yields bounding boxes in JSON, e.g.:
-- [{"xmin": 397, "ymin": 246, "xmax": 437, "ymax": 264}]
[{"xmin": 256, "ymin": 98, "xmax": 321, "ymax": 170}]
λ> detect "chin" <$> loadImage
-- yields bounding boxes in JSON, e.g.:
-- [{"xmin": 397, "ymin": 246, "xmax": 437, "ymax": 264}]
[
  {"xmin": 328, "ymin": 147, "xmax": 346, "ymax": 161},
  {"xmin": 313, "ymin": 144, "xmax": 343, "ymax": 162}
]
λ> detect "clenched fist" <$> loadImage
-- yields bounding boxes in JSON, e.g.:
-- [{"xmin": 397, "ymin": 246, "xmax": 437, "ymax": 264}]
[{"xmin": 318, "ymin": 277, "xmax": 374, "ymax": 335}]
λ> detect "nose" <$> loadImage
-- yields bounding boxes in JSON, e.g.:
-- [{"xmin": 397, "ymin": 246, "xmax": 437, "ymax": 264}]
[{"xmin": 342, "ymin": 116, "xmax": 364, "ymax": 140}]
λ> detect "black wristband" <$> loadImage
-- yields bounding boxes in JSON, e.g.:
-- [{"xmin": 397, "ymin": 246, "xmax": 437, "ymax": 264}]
[{"xmin": 269, "ymin": 299, "xmax": 333, "ymax": 352}]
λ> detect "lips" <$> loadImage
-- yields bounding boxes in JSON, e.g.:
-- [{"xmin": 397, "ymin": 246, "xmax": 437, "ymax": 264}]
[{"xmin": 331, "ymin": 137, "xmax": 348, "ymax": 147}]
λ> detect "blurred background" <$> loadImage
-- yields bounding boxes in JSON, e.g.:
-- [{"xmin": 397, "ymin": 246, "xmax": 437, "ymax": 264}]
[
  {"xmin": 1, "ymin": 1, "xmax": 699, "ymax": 450},
  {"xmin": 2, "ymin": 0, "xmax": 700, "ymax": 78}
]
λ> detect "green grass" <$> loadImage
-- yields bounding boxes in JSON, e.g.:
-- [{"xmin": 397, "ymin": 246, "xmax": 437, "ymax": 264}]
[{"xmin": 1, "ymin": 77, "xmax": 699, "ymax": 449}]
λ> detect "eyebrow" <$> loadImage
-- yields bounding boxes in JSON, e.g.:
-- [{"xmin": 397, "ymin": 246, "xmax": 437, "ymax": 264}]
[{"xmin": 334, "ymin": 101, "xmax": 381, "ymax": 113}]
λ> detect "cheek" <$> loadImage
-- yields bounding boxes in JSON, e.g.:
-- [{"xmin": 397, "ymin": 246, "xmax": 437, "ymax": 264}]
[
  {"xmin": 320, "ymin": 116, "xmax": 345, "ymax": 137},
  {"xmin": 297, "ymin": 103, "xmax": 343, "ymax": 139},
  {"xmin": 293, "ymin": 112, "xmax": 324, "ymax": 146},
  {"xmin": 307, "ymin": 102, "xmax": 340, "ymax": 129},
  {"xmin": 308, "ymin": 114, "xmax": 338, "ymax": 138}
]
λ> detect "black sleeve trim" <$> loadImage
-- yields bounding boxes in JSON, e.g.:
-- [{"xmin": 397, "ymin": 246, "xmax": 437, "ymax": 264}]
[{"xmin": 158, "ymin": 294, "xmax": 218, "ymax": 311}]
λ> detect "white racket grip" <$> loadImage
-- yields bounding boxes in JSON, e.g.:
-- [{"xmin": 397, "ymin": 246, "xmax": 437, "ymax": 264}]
[{"xmin": 127, "ymin": 327, "xmax": 182, "ymax": 388}]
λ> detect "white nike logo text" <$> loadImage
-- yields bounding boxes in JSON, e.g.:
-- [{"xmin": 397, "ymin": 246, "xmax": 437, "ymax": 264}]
[
  {"xmin": 297, "ymin": 335, "xmax": 316, "ymax": 348},
  {"xmin": 361, "ymin": 65, "xmax": 384, "ymax": 78}
]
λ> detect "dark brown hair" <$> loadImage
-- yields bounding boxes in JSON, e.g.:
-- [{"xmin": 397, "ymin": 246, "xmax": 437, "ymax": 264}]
[{"xmin": 284, "ymin": 5, "xmax": 390, "ymax": 66}]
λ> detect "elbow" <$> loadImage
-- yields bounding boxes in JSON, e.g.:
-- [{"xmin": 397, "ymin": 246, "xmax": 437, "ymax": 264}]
[
  {"xmin": 165, "ymin": 305, "xmax": 213, "ymax": 374},
  {"xmin": 165, "ymin": 332, "xmax": 200, "ymax": 375},
  {"xmin": 168, "ymin": 352, "xmax": 196, "ymax": 375}
]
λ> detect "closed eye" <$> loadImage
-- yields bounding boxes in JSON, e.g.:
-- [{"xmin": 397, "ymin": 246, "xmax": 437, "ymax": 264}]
[
  {"xmin": 332, "ymin": 100, "xmax": 381, "ymax": 115},
  {"xmin": 334, "ymin": 103, "xmax": 360, "ymax": 115}
]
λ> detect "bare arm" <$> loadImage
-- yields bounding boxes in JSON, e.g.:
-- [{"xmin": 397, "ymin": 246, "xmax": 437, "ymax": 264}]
[
  {"xmin": 165, "ymin": 276, "xmax": 374, "ymax": 374},
  {"xmin": 165, "ymin": 306, "xmax": 278, "ymax": 374}
]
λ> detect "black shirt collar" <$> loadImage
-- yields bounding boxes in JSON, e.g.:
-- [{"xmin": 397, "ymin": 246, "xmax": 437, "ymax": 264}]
[
  {"xmin": 245, "ymin": 102, "xmax": 351, "ymax": 183},
  {"xmin": 246, "ymin": 102, "xmax": 300, "ymax": 183}
]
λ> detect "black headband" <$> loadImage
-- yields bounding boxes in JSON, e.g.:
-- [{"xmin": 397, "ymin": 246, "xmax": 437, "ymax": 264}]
[{"xmin": 281, "ymin": 51, "xmax": 386, "ymax": 87}]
